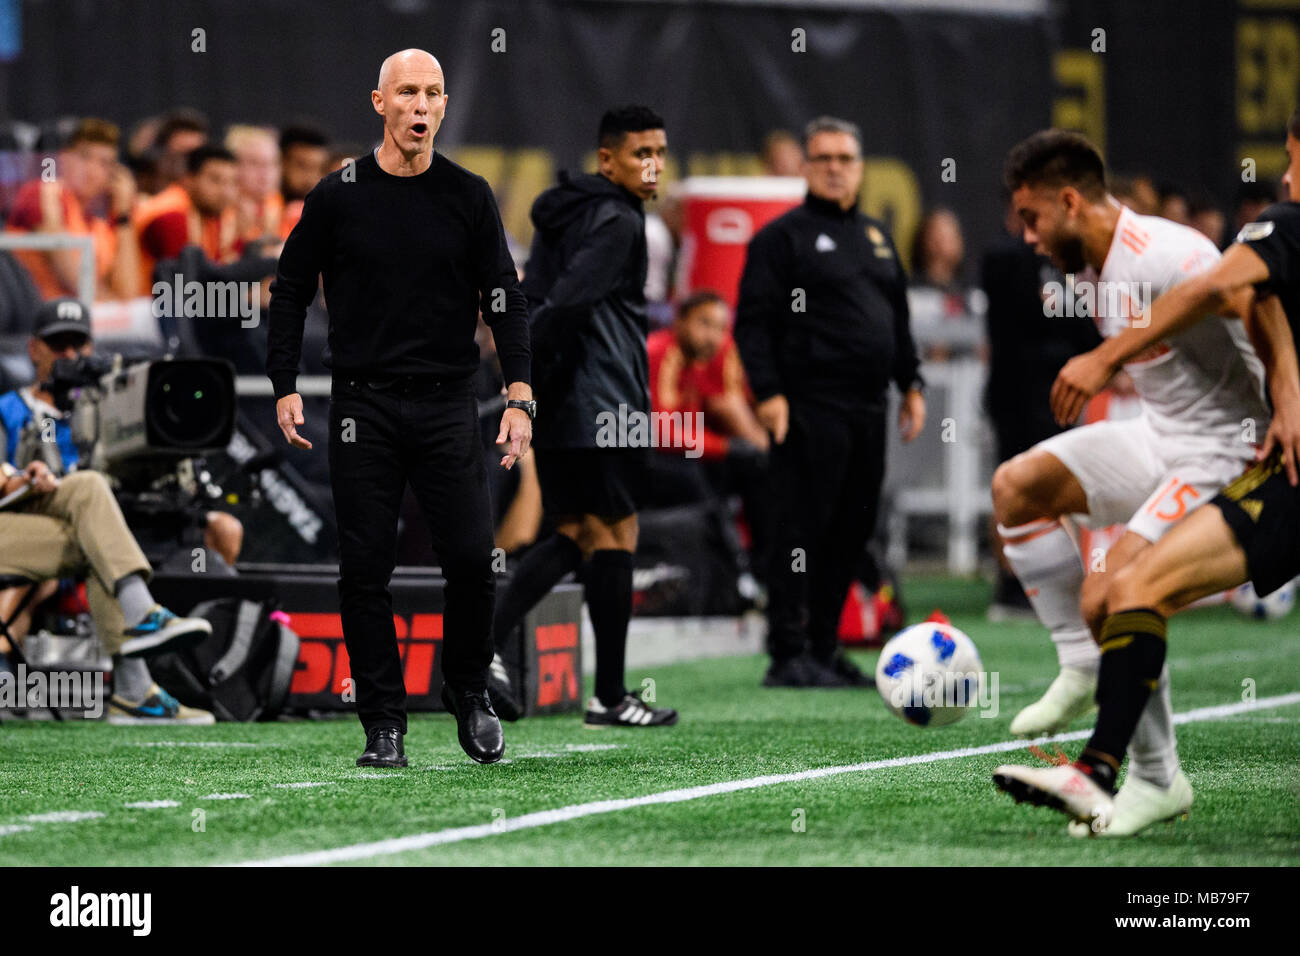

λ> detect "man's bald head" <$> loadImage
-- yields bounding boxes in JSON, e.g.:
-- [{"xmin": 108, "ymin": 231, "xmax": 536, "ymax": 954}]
[
  {"xmin": 376, "ymin": 49, "xmax": 443, "ymax": 94},
  {"xmin": 372, "ymin": 48, "xmax": 448, "ymax": 163}
]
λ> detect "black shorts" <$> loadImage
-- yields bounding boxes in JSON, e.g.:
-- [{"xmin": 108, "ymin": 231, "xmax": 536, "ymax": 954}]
[
  {"xmin": 533, "ymin": 446, "xmax": 647, "ymax": 519},
  {"xmin": 1213, "ymin": 450, "xmax": 1300, "ymax": 597}
]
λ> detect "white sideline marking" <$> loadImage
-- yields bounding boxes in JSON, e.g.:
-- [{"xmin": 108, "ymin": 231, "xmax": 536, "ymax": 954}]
[
  {"xmin": 273, "ymin": 782, "xmax": 332, "ymax": 789},
  {"xmin": 23, "ymin": 810, "xmax": 104, "ymax": 823},
  {"xmin": 130, "ymin": 741, "xmax": 260, "ymax": 748},
  {"xmin": 0, "ymin": 825, "xmax": 33, "ymax": 837},
  {"xmin": 124, "ymin": 800, "xmax": 180, "ymax": 809},
  {"xmin": 201, "ymin": 793, "xmax": 251, "ymax": 800},
  {"xmin": 229, "ymin": 692, "xmax": 1300, "ymax": 867}
]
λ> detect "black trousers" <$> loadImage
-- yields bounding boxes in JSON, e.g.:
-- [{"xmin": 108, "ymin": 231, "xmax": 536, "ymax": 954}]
[
  {"xmin": 765, "ymin": 400, "xmax": 886, "ymax": 662},
  {"xmin": 329, "ymin": 375, "xmax": 496, "ymax": 734}
]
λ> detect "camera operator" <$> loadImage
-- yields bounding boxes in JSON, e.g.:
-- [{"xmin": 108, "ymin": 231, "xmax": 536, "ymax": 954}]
[{"xmin": 0, "ymin": 298, "xmax": 218, "ymax": 723}]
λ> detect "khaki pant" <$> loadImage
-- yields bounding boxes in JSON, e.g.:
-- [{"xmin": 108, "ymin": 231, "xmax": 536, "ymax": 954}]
[{"xmin": 0, "ymin": 471, "xmax": 151, "ymax": 655}]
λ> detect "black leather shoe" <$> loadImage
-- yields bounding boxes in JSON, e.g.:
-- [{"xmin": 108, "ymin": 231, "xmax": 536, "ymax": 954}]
[
  {"xmin": 441, "ymin": 684, "xmax": 505, "ymax": 764},
  {"xmin": 356, "ymin": 727, "xmax": 407, "ymax": 767}
]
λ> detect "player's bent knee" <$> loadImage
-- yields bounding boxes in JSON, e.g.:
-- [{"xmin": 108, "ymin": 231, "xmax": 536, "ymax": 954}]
[
  {"xmin": 992, "ymin": 456, "xmax": 1044, "ymax": 525},
  {"xmin": 1105, "ymin": 561, "xmax": 1155, "ymax": 618}
]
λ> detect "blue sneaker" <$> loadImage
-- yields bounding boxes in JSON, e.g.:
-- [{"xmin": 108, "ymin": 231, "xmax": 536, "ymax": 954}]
[
  {"xmin": 108, "ymin": 683, "xmax": 214, "ymax": 725},
  {"xmin": 119, "ymin": 604, "xmax": 212, "ymax": 658}
]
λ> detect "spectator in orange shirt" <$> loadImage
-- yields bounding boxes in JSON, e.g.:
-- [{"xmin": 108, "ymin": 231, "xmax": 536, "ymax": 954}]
[
  {"xmin": 648, "ymin": 290, "xmax": 768, "ymax": 462},
  {"xmin": 7, "ymin": 118, "xmax": 140, "ymax": 301},
  {"xmin": 132, "ymin": 144, "xmax": 239, "ymax": 295},
  {"xmin": 226, "ymin": 125, "xmax": 284, "ymax": 245}
]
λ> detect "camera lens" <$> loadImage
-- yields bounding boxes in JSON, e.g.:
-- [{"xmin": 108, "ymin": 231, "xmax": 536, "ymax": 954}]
[{"xmin": 146, "ymin": 361, "xmax": 233, "ymax": 449}]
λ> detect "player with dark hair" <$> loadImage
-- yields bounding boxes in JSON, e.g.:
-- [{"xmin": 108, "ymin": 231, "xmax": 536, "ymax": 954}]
[
  {"xmin": 486, "ymin": 105, "xmax": 679, "ymax": 728},
  {"xmin": 987, "ymin": 129, "xmax": 1273, "ymax": 825},
  {"xmin": 993, "ymin": 112, "xmax": 1300, "ymax": 837}
]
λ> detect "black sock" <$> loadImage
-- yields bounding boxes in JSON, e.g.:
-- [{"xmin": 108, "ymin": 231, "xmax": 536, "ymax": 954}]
[
  {"xmin": 584, "ymin": 549, "xmax": 633, "ymax": 708},
  {"xmin": 493, "ymin": 533, "xmax": 583, "ymax": 647},
  {"xmin": 1076, "ymin": 608, "xmax": 1168, "ymax": 793}
]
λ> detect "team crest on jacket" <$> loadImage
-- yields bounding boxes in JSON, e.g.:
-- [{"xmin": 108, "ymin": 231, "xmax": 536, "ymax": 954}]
[{"xmin": 866, "ymin": 224, "xmax": 892, "ymax": 257}]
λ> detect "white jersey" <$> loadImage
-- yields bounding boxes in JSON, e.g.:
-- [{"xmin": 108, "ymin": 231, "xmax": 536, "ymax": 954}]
[{"xmin": 1080, "ymin": 205, "xmax": 1268, "ymax": 445}]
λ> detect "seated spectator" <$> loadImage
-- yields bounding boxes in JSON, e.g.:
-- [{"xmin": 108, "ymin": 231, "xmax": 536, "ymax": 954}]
[
  {"xmin": 226, "ymin": 125, "xmax": 284, "ymax": 245},
  {"xmin": 6, "ymin": 118, "xmax": 139, "ymax": 301},
  {"xmin": 645, "ymin": 291, "xmax": 771, "ymax": 583},
  {"xmin": 0, "ymin": 298, "xmax": 221, "ymax": 723},
  {"xmin": 648, "ymin": 290, "xmax": 768, "ymax": 464},
  {"xmin": 152, "ymin": 109, "xmax": 210, "ymax": 192},
  {"xmin": 132, "ymin": 144, "xmax": 239, "ymax": 295},
  {"xmin": 278, "ymin": 124, "xmax": 330, "ymax": 237},
  {"xmin": 906, "ymin": 208, "xmax": 986, "ymax": 361}
]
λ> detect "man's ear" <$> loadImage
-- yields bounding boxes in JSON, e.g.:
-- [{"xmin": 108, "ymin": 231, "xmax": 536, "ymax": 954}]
[
  {"xmin": 596, "ymin": 145, "xmax": 612, "ymax": 174},
  {"xmin": 1061, "ymin": 186, "xmax": 1084, "ymax": 217},
  {"xmin": 371, "ymin": 89, "xmax": 384, "ymax": 116}
]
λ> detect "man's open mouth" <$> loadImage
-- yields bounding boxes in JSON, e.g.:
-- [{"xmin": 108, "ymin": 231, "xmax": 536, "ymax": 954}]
[{"xmin": 411, "ymin": 122, "xmax": 428, "ymax": 136}]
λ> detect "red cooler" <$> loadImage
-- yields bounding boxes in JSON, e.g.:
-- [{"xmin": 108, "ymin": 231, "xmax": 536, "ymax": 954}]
[{"xmin": 674, "ymin": 176, "xmax": 806, "ymax": 307}]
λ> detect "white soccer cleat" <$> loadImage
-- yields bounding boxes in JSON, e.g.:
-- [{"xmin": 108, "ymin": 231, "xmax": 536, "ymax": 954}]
[
  {"xmin": 1009, "ymin": 666, "xmax": 1098, "ymax": 736},
  {"xmin": 1098, "ymin": 770, "xmax": 1193, "ymax": 837},
  {"xmin": 993, "ymin": 762, "xmax": 1114, "ymax": 827}
]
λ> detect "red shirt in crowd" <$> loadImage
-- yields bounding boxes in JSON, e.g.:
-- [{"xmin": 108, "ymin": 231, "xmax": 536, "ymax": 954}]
[{"xmin": 647, "ymin": 327, "xmax": 750, "ymax": 461}]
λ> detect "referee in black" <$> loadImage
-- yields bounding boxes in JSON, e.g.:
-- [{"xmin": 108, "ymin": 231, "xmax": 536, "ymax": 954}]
[
  {"xmin": 267, "ymin": 49, "xmax": 533, "ymax": 766},
  {"xmin": 736, "ymin": 116, "xmax": 926, "ymax": 688}
]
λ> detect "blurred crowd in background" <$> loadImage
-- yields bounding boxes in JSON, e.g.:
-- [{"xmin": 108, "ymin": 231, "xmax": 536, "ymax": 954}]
[{"xmin": 0, "ymin": 107, "xmax": 1286, "ymax": 621}]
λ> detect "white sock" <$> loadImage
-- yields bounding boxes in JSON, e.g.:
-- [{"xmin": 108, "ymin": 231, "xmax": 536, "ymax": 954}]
[
  {"xmin": 999, "ymin": 519, "xmax": 1099, "ymax": 674},
  {"xmin": 1129, "ymin": 665, "xmax": 1180, "ymax": 789}
]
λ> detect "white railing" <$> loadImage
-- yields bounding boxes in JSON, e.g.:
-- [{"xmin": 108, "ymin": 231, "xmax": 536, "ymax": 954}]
[
  {"xmin": 884, "ymin": 357, "xmax": 993, "ymax": 574},
  {"xmin": 0, "ymin": 232, "xmax": 96, "ymax": 307}
]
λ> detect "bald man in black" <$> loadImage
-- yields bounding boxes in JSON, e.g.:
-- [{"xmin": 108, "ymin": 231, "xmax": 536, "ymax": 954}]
[{"xmin": 267, "ymin": 49, "xmax": 534, "ymax": 766}]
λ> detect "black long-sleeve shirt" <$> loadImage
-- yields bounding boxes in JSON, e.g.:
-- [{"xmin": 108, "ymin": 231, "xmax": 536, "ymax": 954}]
[
  {"xmin": 735, "ymin": 193, "xmax": 921, "ymax": 411},
  {"xmin": 266, "ymin": 150, "xmax": 529, "ymax": 399}
]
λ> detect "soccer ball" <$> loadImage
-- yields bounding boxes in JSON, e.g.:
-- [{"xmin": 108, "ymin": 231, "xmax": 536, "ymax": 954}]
[
  {"xmin": 1228, "ymin": 580, "xmax": 1296, "ymax": 621},
  {"xmin": 875, "ymin": 622, "xmax": 983, "ymax": 726}
]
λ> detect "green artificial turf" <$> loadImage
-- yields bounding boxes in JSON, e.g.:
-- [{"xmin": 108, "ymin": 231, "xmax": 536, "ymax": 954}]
[{"xmin": 2, "ymin": 575, "xmax": 1297, "ymax": 866}]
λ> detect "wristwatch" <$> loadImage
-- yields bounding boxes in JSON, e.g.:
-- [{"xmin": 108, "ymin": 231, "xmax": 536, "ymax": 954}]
[{"xmin": 507, "ymin": 398, "xmax": 537, "ymax": 421}]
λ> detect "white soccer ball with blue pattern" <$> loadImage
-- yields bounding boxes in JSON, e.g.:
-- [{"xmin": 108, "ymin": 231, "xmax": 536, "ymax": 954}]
[
  {"xmin": 875, "ymin": 622, "xmax": 983, "ymax": 726},
  {"xmin": 1228, "ymin": 580, "xmax": 1295, "ymax": 621}
]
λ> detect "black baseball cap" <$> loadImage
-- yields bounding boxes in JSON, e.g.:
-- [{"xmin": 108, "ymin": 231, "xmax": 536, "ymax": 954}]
[{"xmin": 33, "ymin": 297, "xmax": 93, "ymax": 341}]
